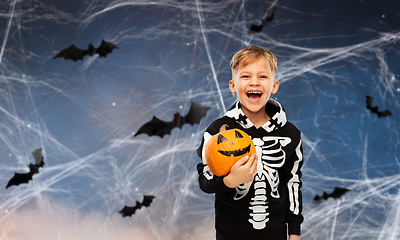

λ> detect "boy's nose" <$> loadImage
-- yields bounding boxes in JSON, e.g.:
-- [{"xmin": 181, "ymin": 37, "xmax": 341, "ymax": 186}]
[{"xmin": 249, "ymin": 78, "xmax": 261, "ymax": 85}]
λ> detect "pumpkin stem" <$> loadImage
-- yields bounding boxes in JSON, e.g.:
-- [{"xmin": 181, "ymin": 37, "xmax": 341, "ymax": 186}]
[{"xmin": 219, "ymin": 124, "xmax": 228, "ymax": 132}]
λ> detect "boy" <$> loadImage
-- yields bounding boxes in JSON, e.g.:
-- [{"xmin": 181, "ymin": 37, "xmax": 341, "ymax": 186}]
[{"xmin": 197, "ymin": 46, "xmax": 303, "ymax": 240}]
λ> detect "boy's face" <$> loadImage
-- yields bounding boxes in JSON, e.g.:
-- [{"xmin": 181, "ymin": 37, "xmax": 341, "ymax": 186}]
[{"xmin": 229, "ymin": 58, "xmax": 279, "ymax": 116}]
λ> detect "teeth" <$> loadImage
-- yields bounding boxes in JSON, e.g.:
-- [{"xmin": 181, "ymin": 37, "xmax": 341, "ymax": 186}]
[{"xmin": 247, "ymin": 91, "xmax": 262, "ymax": 98}]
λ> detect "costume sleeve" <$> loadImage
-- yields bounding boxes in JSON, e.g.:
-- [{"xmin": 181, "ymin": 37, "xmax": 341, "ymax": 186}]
[
  {"xmin": 196, "ymin": 123, "xmax": 232, "ymax": 194},
  {"xmin": 282, "ymin": 132, "xmax": 304, "ymax": 236}
]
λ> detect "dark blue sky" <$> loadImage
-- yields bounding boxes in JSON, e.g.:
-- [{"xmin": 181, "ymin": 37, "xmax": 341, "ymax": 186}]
[{"xmin": 1, "ymin": 0, "xmax": 399, "ymax": 239}]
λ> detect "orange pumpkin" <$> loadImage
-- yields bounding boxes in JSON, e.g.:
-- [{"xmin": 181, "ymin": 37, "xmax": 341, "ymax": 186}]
[{"xmin": 205, "ymin": 125, "xmax": 256, "ymax": 176}]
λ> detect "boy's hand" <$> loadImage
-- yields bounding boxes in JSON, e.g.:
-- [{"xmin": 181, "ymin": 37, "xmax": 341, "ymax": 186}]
[
  {"xmin": 223, "ymin": 153, "xmax": 257, "ymax": 188},
  {"xmin": 289, "ymin": 235, "xmax": 300, "ymax": 240}
]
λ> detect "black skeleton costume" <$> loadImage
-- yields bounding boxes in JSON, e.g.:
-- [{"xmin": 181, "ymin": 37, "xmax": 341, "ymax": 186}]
[{"xmin": 197, "ymin": 100, "xmax": 303, "ymax": 240}]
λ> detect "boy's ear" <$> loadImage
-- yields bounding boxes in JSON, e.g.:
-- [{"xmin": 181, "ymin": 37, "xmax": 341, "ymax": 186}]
[
  {"xmin": 271, "ymin": 80, "xmax": 279, "ymax": 94},
  {"xmin": 229, "ymin": 80, "xmax": 236, "ymax": 94}
]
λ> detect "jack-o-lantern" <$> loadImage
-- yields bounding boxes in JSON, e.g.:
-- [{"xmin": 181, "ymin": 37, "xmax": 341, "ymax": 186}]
[{"xmin": 205, "ymin": 124, "xmax": 256, "ymax": 176}]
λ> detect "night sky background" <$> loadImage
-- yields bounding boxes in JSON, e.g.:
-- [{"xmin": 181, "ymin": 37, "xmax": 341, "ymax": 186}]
[{"xmin": 1, "ymin": 0, "xmax": 400, "ymax": 239}]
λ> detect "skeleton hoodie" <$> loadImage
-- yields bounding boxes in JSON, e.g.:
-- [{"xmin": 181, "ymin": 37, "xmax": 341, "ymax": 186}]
[{"xmin": 197, "ymin": 100, "xmax": 303, "ymax": 240}]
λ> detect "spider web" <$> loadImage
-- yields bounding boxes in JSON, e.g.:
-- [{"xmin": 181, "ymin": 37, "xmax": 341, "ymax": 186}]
[{"xmin": 0, "ymin": 0, "xmax": 399, "ymax": 239}]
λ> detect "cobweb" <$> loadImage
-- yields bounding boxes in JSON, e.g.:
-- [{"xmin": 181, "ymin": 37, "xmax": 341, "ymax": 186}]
[{"xmin": 1, "ymin": 0, "xmax": 399, "ymax": 239}]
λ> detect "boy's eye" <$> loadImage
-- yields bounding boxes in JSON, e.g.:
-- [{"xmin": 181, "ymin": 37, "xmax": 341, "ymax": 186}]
[
  {"xmin": 260, "ymin": 76, "xmax": 267, "ymax": 79},
  {"xmin": 241, "ymin": 75, "xmax": 250, "ymax": 78}
]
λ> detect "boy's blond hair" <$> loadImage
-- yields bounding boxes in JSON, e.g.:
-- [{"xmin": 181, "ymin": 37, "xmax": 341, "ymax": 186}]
[{"xmin": 230, "ymin": 46, "xmax": 277, "ymax": 78}]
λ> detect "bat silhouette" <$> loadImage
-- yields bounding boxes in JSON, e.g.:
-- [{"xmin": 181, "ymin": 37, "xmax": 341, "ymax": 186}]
[
  {"xmin": 312, "ymin": 187, "xmax": 350, "ymax": 205},
  {"xmin": 366, "ymin": 95, "xmax": 393, "ymax": 118},
  {"xmin": 119, "ymin": 195, "xmax": 156, "ymax": 217},
  {"xmin": 248, "ymin": 7, "xmax": 275, "ymax": 34},
  {"xmin": 133, "ymin": 101, "xmax": 210, "ymax": 138},
  {"xmin": 6, "ymin": 148, "xmax": 44, "ymax": 189},
  {"xmin": 53, "ymin": 39, "xmax": 118, "ymax": 62}
]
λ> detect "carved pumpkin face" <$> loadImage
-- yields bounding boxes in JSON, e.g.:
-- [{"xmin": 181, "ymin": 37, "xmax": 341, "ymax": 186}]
[{"xmin": 205, "ymin": 128, "xmax": 256, "ymax": 176}]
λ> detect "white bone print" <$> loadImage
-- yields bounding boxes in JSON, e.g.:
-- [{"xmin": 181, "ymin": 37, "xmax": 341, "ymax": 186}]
[
  {"xmin": 246, "ymin": 136, "xmax": 291, "ymax": 229},
  {"xmin": 248, "ymin": 174, "xmax": 270, "ymax": 229}
]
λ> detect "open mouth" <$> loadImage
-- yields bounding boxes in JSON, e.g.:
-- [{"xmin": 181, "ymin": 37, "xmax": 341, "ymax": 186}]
[
  {"xmin": 217, "ymin": 144, "xmax": 252, "ymax": 157},
  {"xmin": 246, "ymin": 91, "xmax": 262, "ymax": 100}
]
